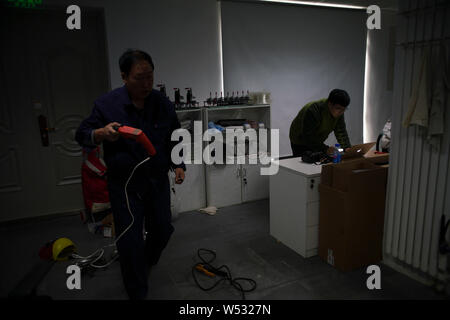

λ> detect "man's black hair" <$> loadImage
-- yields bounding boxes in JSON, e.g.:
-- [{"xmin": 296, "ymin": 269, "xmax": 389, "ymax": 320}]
[
  {"xmin": 328, "ymin": 89, "xmax": 350, "ymax": 107},
  {"xmin": 119, "ymin": 49, "xmax": 154, "ymax": 77}
]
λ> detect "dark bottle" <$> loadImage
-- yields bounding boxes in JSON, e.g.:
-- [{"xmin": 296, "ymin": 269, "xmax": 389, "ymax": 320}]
[
  {"xmin": 239, "ymin": 90, "xmax": 245, "ymax": 105},
  {"xmin": 185, "ymin": 88, "xmax": 193, "ymax": 106},
  {"xmin": 218, "ymin": 91, "xmax": 224, "ymax": 106},
  {"xmin": 174, "ymin": 88, "xmax": 183, "ymax": 108},
  {"xmin": 233, "ymin": 91, "xmax": 239, "ymax": 105},
  {"xmin": 244, "ymin": 90, "xmax": 250, "ymax": 105},
  {"xmin": 157, "ymin": 84, "xmax": 166, "ymax": 97},
  {"xmin": 206, "ymin": 92, "xmax": 212, "ymax": 106},
  {"xmin": 224, "ymin": 91, "xmax": 229, "ymax": 106}
]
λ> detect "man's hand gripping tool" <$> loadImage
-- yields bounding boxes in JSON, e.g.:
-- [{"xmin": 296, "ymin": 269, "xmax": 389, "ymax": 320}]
[{"xmin": 113, "ymin": 125, "xmax": 156, "ymax": 156}]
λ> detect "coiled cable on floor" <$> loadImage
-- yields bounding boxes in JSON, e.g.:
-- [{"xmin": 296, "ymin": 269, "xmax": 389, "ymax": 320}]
[
  {"xmin": 71, "ymin": 157, "xmax": 150, "ymax": 269},
  {"xmin": 192, "ymin": 248, "xmax": 257, "ymax": 300}
]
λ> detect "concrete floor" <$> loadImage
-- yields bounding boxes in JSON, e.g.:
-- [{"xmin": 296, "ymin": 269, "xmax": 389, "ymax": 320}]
[{"xmin": 0, "ymin": 200, "xmax": 446, "ymax": 300}]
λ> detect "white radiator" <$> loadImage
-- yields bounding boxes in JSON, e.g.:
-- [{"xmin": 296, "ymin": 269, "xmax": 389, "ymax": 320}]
[{"xmin": 383, "ymin": 0, "xmax": 450, "ymax": 281}]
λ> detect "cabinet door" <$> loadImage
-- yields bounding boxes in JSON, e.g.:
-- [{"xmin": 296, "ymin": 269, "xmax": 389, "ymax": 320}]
[
  {"xmin": 206, "ymin": 163, "xmax": 242, "ymax": 207},
  {"xmin": 269, "ymin": 167, "xmax": 309, "ymax": 256},
  {"xmin": 306, "ymin": 177, "xmax": 321, "ymax": 202},
  {"xmin": 171, "ymin": 164, "xmax": 206, "ymax": 213},
  {"xmin": 306, "ymin": 201, "xmax": 320, "ymax": 226},
  {"xmin": 242, "ymin": 163, "xmax": 269, "ymax": 202}
]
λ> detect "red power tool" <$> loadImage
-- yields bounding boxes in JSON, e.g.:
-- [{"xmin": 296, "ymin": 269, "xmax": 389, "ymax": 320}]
[{"xmin": 113, "ymin": 125, "xmax": 156, "ymax": 156}]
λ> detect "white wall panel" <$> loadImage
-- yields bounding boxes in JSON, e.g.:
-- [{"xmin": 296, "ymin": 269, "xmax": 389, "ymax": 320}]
[{"xmin": 221, "ymin": 1, "xmax": 367, "ymax": 156}]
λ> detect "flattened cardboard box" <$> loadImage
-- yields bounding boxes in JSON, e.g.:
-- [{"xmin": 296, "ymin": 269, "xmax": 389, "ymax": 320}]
[
  {"xmin": 363, "ymin": 149, "xmax": 389, "ymax": 165},
  {"xmin": 318, "ymin": 158, "xmax": 388, "ymax": 272},
  {"xmin": 338, "ymin": 141, "xmax": 389, "ymax": 165}
]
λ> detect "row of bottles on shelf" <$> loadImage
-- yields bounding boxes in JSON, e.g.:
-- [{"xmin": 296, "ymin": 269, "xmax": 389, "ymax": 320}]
[
  {"xmin": 157, "ymin": 84, "xmax": 199, "ymax": 109},
  {"xmin": 206, "ymin": 91, "xmax": 250, "ymax": 107},
  {"xmin": 156, "ymin": 84, "xmax": 254, "ymax": 109}
]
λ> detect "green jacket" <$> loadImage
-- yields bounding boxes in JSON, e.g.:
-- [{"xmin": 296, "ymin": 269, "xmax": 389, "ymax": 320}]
[{"xmin": 289, "ymin": 98, "xmax": 351, "ymax": 152}]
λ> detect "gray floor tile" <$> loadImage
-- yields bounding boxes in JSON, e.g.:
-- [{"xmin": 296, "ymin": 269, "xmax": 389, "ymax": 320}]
[{"xmin": 0, "ymin": 200, "xmax": 446, "ymax": 300}]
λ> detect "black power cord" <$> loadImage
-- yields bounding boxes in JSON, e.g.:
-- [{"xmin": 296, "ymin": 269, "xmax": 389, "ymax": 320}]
[{"xmin": 192, "ymin": 248, "xmax": 257, "ymax": 300}]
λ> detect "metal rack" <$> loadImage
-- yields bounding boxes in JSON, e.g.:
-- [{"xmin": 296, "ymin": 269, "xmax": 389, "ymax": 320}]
[
  {"xmin": 395, "ymin": 0, "xmax": 448, "ymax": 49},
  {"xmin": 384, "ymin": 0, "xmax": 450, "ymax": 284},
  {"xmin": 397, "ymin": 1, "xmax": 449, "ymax": 16},
  {"xmin": 398, "ymin": 37, "xmax": 450, "ymax": 48}
]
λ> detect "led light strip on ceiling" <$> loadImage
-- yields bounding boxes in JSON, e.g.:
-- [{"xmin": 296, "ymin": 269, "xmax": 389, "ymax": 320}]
[{"xmin": 258, "ymin": 0, "xmax": 367, "ymax": 10}]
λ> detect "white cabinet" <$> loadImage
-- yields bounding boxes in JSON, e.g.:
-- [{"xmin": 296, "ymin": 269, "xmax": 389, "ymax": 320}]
[
  {"xmin": 172, "ymin": 104, "xmax": 272, "ymax": 212},
  {"xmin": 206, "ymin": 163, "xmax": 242, "ymax": 208},
  {"xmin": 242, "ymin": 162, "xmax": 269, "ymax": 202},
  {"xmin": 172, "ymin": 108, "xmax": 206, "ymax": 213},
  {"xmin": 171, "ymin": 163, "xmax": 206, "ymax": 214},
  {"xmin": 203, "ymin": 104, "xmax": 271, "ymax": 208},
  {"xmin": 205, "ymin": 160, "xmax": 271, "ymax": 208},
  {"xmin": 269, "ymin": 158, "xmax": 322, "ymax": 258}
]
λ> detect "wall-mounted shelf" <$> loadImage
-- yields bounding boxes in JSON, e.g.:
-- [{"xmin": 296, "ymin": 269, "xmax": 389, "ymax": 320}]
[
  {"xmin": 205, "ymin": 104, "xmax": 270, "ymax": 111},
  {"xmin": 172, "ymin": 104, "xmax": 272, "ymax": 212},
  {"xmin": 175, "ymin": 108, "xmax": 202, "ymax": 113}
]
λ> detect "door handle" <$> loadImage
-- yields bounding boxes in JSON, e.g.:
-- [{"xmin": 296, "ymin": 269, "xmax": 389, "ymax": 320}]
[{"xmin": 38, "ymin": 114, "xmax": 50, "ymax": 146}]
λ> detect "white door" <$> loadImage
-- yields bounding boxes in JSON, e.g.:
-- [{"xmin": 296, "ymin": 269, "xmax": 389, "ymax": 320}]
[
  {"xmin": 206, "ymin": 163, "xmax": 242, "ymax": 208},
  {"xmin": 242, "ymin": 162, "xmax": 269, "ymax": 202},
  {"xmin": 171, "ymin": 163, "xmax": 206, "ymax": 213},
  {"xmin": 0, "ymin": 7, "xmax": 110, "ymax": 222}
]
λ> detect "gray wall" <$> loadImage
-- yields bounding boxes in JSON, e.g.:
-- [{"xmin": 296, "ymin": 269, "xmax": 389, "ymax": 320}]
[
  {"xmin": 221, "ymin": 1, "xmax": 367, "ymax": 156},
  {"xmin": 48, "ymin": 0, "xmax": 223, "ymax": 103},
  {"xmin": 47, "ymin": 0, "xmax": 394, "ymax": 156},
  {"xmin": 364, "ymin": 10, "xmax": 397, "ymax": 143}
]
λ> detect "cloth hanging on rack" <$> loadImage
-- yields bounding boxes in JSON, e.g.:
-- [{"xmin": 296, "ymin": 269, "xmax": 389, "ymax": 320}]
[
  {"xmin": 429, "ymin": 44, "xmax": 448, "ymax": 137},
  {"xmin": 403, "ymin": 48, "xmax": 430, "ymax": 128}
]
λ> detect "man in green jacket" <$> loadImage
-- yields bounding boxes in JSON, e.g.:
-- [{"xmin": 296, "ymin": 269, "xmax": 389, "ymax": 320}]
[{"xmin": 289, "ymin": 89, "xmax": 352, "ymax": 157}]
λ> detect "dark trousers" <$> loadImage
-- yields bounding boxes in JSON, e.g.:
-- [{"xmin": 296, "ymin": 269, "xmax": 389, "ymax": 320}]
[
  {"xmin": 108, "ymin": 175, "xmax": 174, "ymax": 300},
  {"xmin": 290, "ymin": 143, "xmax": 309, "ymax": 158}
]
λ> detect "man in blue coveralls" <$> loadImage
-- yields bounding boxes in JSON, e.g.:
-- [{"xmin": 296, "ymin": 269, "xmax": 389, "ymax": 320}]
[{"xmin": 75, "ymin": 49, "xmax": 185, "ymax": 299}]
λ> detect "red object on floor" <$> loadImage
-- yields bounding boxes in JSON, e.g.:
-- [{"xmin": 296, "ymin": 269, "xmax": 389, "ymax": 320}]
[
  {"xmin": 38, "ymin": 241, "xmax": 54, "ymax": 260},
  {"xmin": 81, "ymin": 147, "xmax": 110, "ymax": 214}
]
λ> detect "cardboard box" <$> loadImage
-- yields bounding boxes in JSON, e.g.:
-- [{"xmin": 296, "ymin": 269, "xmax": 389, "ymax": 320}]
[
  {"xmin": 318, "ymin": 158, "xmax": 388, "ymax": 271},
  {"xmin": 340, "ymin": 142, "xmax": 375, "ymax": 161},
  {"xmin": 338, "ymin": 142, "xmax": 389, "ymax": 165},
  {"xmin": 363, "ymin": 149, "xmax": 389, "ymax": 165}
]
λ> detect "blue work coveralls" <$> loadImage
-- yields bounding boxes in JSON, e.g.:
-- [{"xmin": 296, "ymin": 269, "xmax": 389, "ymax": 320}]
[{"xmin": 75, "ymin": 86, "xmax": 185, "ymax": 299}]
